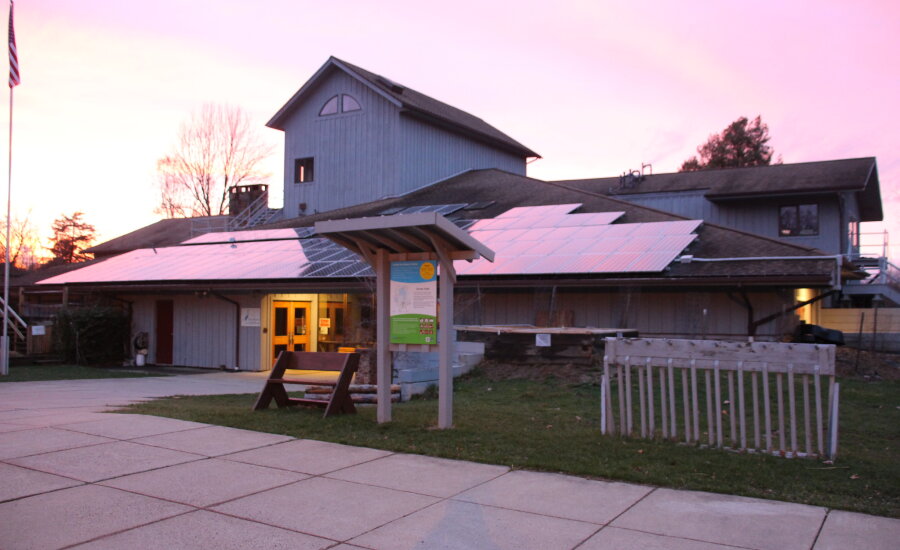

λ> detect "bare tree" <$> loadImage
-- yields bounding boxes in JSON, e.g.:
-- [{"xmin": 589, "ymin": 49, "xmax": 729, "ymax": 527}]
[
  {"xmin": 0, "ymin": 212, "xmax": 41, "ymax": 269},
  {"xmin": 156, "ymin": 104, "xmax": 274, "ymax": 218}
]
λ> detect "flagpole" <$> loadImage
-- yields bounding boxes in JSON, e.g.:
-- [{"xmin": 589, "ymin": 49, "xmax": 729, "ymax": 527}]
[
  {"xmin": 1, "ymin": 78, "xmax": 10, "ymax": 376},
  {"xmin": 2, "ymin": 0, "xmax": 17, "ymax": 376}
]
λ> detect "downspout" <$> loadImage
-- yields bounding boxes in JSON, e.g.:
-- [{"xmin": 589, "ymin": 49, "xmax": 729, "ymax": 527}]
[{"xmin": 210, "ymin": 292, "xmax": 240, "ymax": 371}]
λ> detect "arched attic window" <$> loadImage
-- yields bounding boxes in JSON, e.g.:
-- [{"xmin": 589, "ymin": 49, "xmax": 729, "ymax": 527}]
[{"xmin": 319, "ymin": 94, "xmax": 362, "ymax": 116}]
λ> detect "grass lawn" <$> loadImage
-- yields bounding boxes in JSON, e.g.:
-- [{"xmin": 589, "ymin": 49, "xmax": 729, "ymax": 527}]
[
  {"xmin": 1, "ymin": 364, "xmax": 169, "ymax": 382},
  {"xmin": 119, "ymin": 369, "xmax": 899, "ymax": 518}
]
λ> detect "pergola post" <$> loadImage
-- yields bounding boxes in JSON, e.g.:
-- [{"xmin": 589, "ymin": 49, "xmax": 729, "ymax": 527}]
[
  {"xmin": 438, "ymin": 259, "xmax": 455, "ymax": 428},
  {"xmin": 375, "ymin": 247, "xmax": 392, "ymax": 423},
  {"xmin": 315, "ymin": 212, "xmax": 493, "ymax": 429}
]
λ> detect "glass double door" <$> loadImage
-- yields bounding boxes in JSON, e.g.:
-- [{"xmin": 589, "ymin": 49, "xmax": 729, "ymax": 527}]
[{"xmin": 272, "ymin": 301, "xmax": 311, "ymax": 363}]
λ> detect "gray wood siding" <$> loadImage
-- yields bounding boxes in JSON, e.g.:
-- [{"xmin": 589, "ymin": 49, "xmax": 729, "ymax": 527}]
[
  {"xmin": 125, "ymin": 294, "xmax": 262, "ymax": 370},
  {"xmin": 456, "ymin": 287, "xmax": 799, "ymax": 340},
  {"xmin": 281, "ymin": 71, "xmax": 398, "ymax": 217},
  {"xmin": 397, "ymin": 115, "xmax": 525, "ymax": 191},
  {"xmin": 619, "ymin": 192, "xmax": 844, "ymax": 254},
  {"xmin": 278, "ymin": 70, "xmax": 527, "ymax": 219}
]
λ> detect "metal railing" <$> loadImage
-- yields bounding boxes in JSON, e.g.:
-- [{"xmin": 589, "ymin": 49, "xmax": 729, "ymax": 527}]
[{"xmin": 228, "ymin": 191, "xmax": 282, "ymax": 231}]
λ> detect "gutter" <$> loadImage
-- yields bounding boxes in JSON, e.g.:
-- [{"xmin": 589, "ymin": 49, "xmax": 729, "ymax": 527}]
[{"xmin": 677, "ymin": 255, "xmax": 844, "ymax": 290}]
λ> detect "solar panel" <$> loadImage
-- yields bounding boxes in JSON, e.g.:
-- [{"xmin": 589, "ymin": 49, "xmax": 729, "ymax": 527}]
[
  {"xmin": 398, "ymin": 203, "xmax": 467, "ymax": 215},
  {"xmin": 41, "ymin": 204, "xmax": 702, "ymax": 286},
  {"xmin": 463, "ymin": 201, "xmax": 496, "ymax": 210},
  {"xmin": 182, "ymin": 228, "xmax": 300, "ymax": 245},
  {"xmin": 457, "ymin": 205, "xmax": 702, "ymax": 276}
]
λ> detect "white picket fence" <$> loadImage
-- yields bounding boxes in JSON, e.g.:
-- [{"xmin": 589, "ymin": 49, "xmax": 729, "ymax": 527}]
[{"xmin": 601, "ymin": 338, "xmax": 839, "ymax": 459}]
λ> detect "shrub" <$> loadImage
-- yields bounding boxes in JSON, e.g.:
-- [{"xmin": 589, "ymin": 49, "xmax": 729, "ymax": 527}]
[{"xmin": 54, "ymin": 306, "xmax": 130, "ymax": 365}]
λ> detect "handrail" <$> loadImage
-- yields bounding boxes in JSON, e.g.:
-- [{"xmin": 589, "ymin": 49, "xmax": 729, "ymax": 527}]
[
  {"xmin": 0, "ymin": 296, "xmax": 27, "ymax": 329},
  {"xmin": 228, "ymin": 190, "xmax": 271, "ymax": 230}
]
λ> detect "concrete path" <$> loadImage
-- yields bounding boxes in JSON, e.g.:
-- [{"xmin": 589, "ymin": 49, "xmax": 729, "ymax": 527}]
[{"xmin": 1, "ymin": 374, "xmax": 897, "ymax": 550}]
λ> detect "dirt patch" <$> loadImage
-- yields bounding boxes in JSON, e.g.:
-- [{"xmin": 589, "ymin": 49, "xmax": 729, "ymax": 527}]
[
  {"xmin": 474, "ymin": 360, "xmax": 600, "ymax": 384},
  {"xmin": 836, "ymin": 347, "xmax": 900, "ymax": 381},
  {"xmin": 474, "ymin": 347, "xmax": 900, "ymax": 383}
]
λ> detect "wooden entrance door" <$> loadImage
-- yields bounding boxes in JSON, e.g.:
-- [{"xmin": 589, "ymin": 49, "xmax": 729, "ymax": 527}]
[
  {"xmin": 155, "ymin": 299, "xmax": 174, "ymax": 364},
  {"xmin": 272, "ymin": 301, "xmax": 311, "ymax": 364}
]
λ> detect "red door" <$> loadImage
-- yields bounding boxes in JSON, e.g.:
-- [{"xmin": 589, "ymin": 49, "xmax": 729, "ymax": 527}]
[{"xmin": 155, "ymin": 300, "xmax": 174, "ymax": 364}]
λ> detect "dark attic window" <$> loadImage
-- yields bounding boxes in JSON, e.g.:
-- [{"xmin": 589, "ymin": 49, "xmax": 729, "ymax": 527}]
[
  {"xmin": 319, "ymin": 94, "xmax": 362, "ymax": 116},
  {"xmin": 779, "ymin": 204, "xmax": 818, "ymax": 236},
  {"xmin": 319, "ymin": 96, "xmax": 339, "ymax": 116},
  {"xmin": 342, "ymin": 94, "xmax": 361, "ymax": 112},
  {"xmin": 295, "ymin": 158, "xmax": 314, "ymax": 183}
]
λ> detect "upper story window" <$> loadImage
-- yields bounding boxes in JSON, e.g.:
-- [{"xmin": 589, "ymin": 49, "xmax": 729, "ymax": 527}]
[
  {"xmin": 319, "ymin": 94, "xmax": 362, "ymax": 116},
  {"xmin": 779, "ymin": 204, "xmax": 818, "ymax": 236},
  {"xmin": 295, "ymin": 157, "xmax": 314, "ymax": 183}
]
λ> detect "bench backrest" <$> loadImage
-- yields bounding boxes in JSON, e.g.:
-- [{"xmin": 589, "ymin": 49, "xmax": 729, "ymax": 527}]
[{"xmin": 278, "ymin": 351, "xmax": 353, "ymax": 371}]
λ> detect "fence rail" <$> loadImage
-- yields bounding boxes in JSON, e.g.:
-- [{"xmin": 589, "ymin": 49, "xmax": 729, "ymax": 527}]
[{"xmin": 601, "ymin": 338, "xmax": 839, "ymax": 460}]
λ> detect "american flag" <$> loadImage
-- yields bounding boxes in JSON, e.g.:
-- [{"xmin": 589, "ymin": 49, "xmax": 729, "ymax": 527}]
[{"xmin": 8, "ymin": 0, "xmax": 19, "ymax": 88}]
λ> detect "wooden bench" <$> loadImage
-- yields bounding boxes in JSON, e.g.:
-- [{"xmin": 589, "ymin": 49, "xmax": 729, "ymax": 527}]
[{"xmin": 252, "ymin": 351, "xmax": 360, "ymax": 417}]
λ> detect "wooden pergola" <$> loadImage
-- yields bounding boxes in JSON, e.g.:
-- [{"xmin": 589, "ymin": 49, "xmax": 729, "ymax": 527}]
[{"xmin": 315, "ymin": 212, "xmax": 494, "ymax": 428}]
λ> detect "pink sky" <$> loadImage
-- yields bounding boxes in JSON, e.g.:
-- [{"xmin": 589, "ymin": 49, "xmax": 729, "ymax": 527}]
[{"xmin": 3, "ymin": 0, "xmax": 898, "ymax": 259}]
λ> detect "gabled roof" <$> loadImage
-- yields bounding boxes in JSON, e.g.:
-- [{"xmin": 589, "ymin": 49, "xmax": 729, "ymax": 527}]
[
  {"xmin": 266, "ymin": 56, "xmax": 539, "ymax": 159},
  {"xmin": 86, "ymin": 217, "xmax": 229, "ymax": 258},
  {"xmin": 553, "ymin": 158, "xmax": 882, "ymax": 222},
  {"xmin": 264, "ymin": 169, "xmax": 845, "ymax": 286}
]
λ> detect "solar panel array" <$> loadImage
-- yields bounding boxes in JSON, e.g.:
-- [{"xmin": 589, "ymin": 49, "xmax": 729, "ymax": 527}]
[
  {"xmin": 41, "ymin": 229, "xmax": 372, "ymax": 284},
  {"xmin": 41, "ymin": 204, "xmax": 701, "ymax": 285},
  {"xmin": 378, "ymin": 203, "xmax": 468, "ymax": 216},
  {"xmin": 454, "ymin": 205, "xmax": 700, "ymax": 276}
]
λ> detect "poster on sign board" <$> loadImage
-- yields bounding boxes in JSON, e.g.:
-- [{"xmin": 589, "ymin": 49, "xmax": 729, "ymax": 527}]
[{"xmin": 390, "ymin": 260, "xmax": 437, "ymax": 344}]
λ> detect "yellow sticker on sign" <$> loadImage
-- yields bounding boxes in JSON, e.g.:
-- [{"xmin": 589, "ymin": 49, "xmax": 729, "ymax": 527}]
[{"xmin": 419, "ymin": 261, "xmax": 435, "ymax": 280}]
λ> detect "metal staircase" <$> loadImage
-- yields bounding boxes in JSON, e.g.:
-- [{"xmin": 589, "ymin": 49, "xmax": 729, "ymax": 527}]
[
  {"xmin": 844, "ymin": 230, "xmax": 900, "ymax": 306},
  {"xmin": 227, "ymin": 191, "xmax": 283, "ymax": 231},
  {"xmin": 0, "ymin": 296, "xmax": 28, "ymax": 356}
]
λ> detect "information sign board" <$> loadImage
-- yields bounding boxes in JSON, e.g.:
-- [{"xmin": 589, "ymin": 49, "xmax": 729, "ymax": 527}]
[{"xmin": 390, "ymin": 260, "xmax": 437, "ymax": 344}]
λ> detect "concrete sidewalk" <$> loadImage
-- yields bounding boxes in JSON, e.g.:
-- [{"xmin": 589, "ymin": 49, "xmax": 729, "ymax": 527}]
[{"xmin": 1, "ymin": 374, "xmax": 897, "ymax": 549}]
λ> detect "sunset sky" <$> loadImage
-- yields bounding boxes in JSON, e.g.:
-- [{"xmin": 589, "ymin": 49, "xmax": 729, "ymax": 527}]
[{"xmin": 4, "ymin": 0, "xmax": 898, "ymax": 260}]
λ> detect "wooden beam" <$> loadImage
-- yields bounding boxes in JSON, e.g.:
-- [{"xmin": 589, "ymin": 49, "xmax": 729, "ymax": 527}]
[
  {"xmin": 376, "ymin": 248, "xmax": 392, "ymax": 423},
  {"xmin": 438, "ymin": 259, "xmax": 454, "ymax": 429}
]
